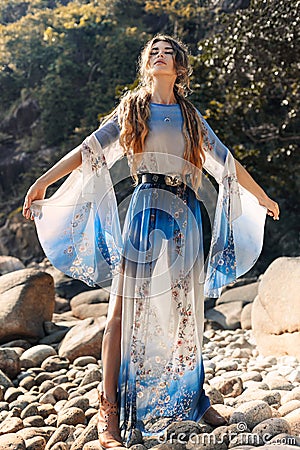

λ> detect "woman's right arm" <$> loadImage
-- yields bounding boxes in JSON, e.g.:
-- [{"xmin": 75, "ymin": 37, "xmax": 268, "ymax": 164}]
[
  {"xmin": 23, "ymin": 116, "xmax": 120, "ymax": 220},
  {"xmin": 22, "ymin": 145, "xmax": 82, "ymax": 220}
]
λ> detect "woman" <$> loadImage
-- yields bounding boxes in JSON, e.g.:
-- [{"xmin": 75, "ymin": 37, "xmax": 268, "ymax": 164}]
[{"xmin": 23, "ymin": 35, "xmax": 279, "ymax": 448}]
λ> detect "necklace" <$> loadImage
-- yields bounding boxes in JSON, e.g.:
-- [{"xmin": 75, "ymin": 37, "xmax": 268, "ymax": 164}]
[{"xmin": 164, "ymin": 116, "xmax": 171, "ymax": 122}]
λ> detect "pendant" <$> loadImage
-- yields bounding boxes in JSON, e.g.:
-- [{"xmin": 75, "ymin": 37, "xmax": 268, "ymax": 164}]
[{"xmin": 164, "ymin": 117, "xmax": 171, "ymax": 122}]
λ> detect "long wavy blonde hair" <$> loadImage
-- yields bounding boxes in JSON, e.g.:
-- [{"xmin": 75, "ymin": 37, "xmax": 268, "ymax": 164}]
[{"xmin": 105, "ymin": 35, "xmax": 205, "ymax": 190}]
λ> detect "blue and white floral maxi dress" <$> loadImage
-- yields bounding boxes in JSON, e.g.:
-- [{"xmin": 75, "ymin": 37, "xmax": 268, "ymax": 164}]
[{"xmin": 30, "ymin": 103, "xmax": 267, "ymax": 442}]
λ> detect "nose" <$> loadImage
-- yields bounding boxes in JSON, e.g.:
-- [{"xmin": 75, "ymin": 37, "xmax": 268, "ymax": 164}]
[{"xmin": 157, "ymin": 50, "xmax": 165, "ymax": 58}]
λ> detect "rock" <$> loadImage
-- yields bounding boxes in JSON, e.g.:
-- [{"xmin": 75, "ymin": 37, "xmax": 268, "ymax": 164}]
[
  {"xmin": 83, "ymin": 441, "xmax": 101, "ymax": 450},
  {"xmin": 16, "ymin": 426, "xmax": 56, "ymax": 441},
  {"xmin": 19, "ymin": 375, "xmax": 35, "ymax": 390},
  {"xmin": 241, "ymin": 303, "xmax": 252, "ymax": 330},
  {"xmin": 0, "ymin": 269, "xmax": 55, "ymax": 343},
  {"xmin": 41, "ymin": 355, "xmax": 70, "ymax": 372},
  {"xmin": 278, "ymin": 400, "xmax": 300, "ymax": 416},
  {"xmin": 165, "ymin": 420, "xmax": 201, "ymax": 441},
  {"xmin": 264, "ymin": 373, "xmax": 293, "ymax": 391},
  {"xmin": 0, "ymin": 256, "xmax": 25, "ymax": 275},
  {"xmin": 1, "ymin": 339, "xmax": 31, "ymax": 350},
  {"xmin": 23, "ymin": 415, "xmax": 45, "ymax": 427},
  {"xmin": 229, "ymin": 400, "xmax": 272, "ymax": 429},
  {"xmin": 252, "ymin": 417, "xmax": 291, "ymax": 439},
  {"xmin": 216, "ymin": 282, "xmax": 259, "ymax": 306},
  {"xmin": 24, "ymin": 436, "xmax": 47, "ymax": 450},
  {"xmin": 51, "ymin": 443, "xmax": 69, "ymax": 450},
  {"xmin": 39, "ymin": 329, "xmax": 70, "ymax": 345},
  {"xmin": 287, "ymin": 369, "xmax": 300, "ymax": 383},
  {"xmin": 204, "ymin": 404, "xmax": 234, "ymax": 422},
  {"xmin": 0, "ymin": 433, "xmax": 26, "ymax": 450},
  {"xmin": 79, "ymin": 368, "xmax": 102, "ymax": 387},
  {"xmin": 61, "ymin": 397, "xmax": 90, "ymax": 412},
  {"xmin": 0, "ymin": 368, "xmax": 13, "ymax": 388},
  {"xmin": 44, "ymin": 424, "xmax": 74, "ymax": 450},
  {"xmin": 20, "ymin": 404, "xmax": 39, "ymax": 420},
  {"xmin": 240, "ymin": 371, "xmax": 262, "ymax": 382},
  {"xmin": 45, "ymin": 266, "xmax": 95, "ymax": 300},
  {"xmin": 39, "ymin": 393, "xmax": 56, "ymax": 405},
  {"xmin": 0, "ymin": 348, "xmax": 21, "ymax": 378},
  {"xmin": 205, "ymin": 386, "xmax": 224, "ymax": 405},
  {"xmin": 205, "ymin": 302, "xmax": 244, "ymax": 330},
  {"xmin": 4, "ymin": 387, "xmax": 24, "ymax": 403},
  {"xmin": 127, "ymin": 446, "xmax": 146, "ymax": 450},
  {"xmin": 152, "ymin": 444, "xmax": 186, "ymax": 450},
  {"xmin": 73, "ymin": 356, "xmax": 98, "ymax": 367},
  {"xmin": 70, "ymin": 290, "xmax": 109, "ymax": 309},
  {"xmin": 39, "ymin": 380, "xmax": 55, "ymax": 393},
  {"xmin": 54, "ymin": 296, "xmax": 70, "ymax": 313},
  {"xmin": 72, "ymin": 303, "xmax": 109, "ymax": 320},
  {"xmin": 284, "ymin": 407, "xmax": 300, "ymax": 434},
  {"xmin": 58, "ymin": 317, "xmax": 106, "ymax": 362},
  {"xmin": 57, "ymin": 407, "xmax": 86, "ymax": 427},
  {"xmin": 0, "ymin": 416, "xmax": 23, "ymax": 435},
  {"xmin": 213, "ymin": 377, "xmax": 243, "ymax": 398},
  {"xmin": 232, "ymin": 389, "xmax": 281, "ymax": 406},
  {"xmin": 37, "ymin": 404, "xmax": 57, "ymax": 418},
  {"xmin": 252, "ymin": 257, "xmax": 300, "ymax": 358},
  {"xmin": 0, "ymin": 215, "xmax": 43, "ymax": 267},
  {"xmin": 281, "ymin": 387, "xmax": 300, "ymax": 403},
  {"xmin": 47, "ymin": 386, "xmax": 69, "ymax": 401},
  {"xmin": 70, "ymin": 417, "xmax": 98, "ymax": 450},
  {"xmin": 215, "ymin": 361, "xmax": 238, "ymax": 372},
  {"xmin": 20, "ymin": 345, "xmax": 57, "ymax": 368}
]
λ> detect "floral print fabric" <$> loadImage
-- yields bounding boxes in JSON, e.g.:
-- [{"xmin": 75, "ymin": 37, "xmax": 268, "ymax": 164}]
[{"xmin": 30, "ymin": 105, "xmax": 267, "ymax": 443}]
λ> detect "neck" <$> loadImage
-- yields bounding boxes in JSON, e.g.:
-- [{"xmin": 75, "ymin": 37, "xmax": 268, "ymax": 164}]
[{"xmin": 151, "ymin": 77, "xmax": 176, "ymax": 104}]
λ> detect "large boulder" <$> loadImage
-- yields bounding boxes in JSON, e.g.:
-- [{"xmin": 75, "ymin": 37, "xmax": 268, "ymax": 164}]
[
  {"xmin": 70, "ymin": 290, "xmax": 110, "ymax": 319},
  {"xmin": 0, "ymin": 269, "xmax": 55, "ymax": 343},
  {"xmin": 205, "ymin": 301, "xmax": 244, "ymax": 329},
  {"xmin": 252, "ymin": 257, "xmax": 300, "ymax": 358},
  {"xmin": 216, "ymin": 281, "xmax": 259, "ymax": 306},
  {"xmin": 58, "ymin": 317, "xmax": 106, "ymax": 362}
]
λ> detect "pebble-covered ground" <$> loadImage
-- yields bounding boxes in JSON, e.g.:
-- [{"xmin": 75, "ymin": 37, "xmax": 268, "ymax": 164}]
[{"xmin": 0, "ymin": 328, "xmax": 299, "ymax": 450}]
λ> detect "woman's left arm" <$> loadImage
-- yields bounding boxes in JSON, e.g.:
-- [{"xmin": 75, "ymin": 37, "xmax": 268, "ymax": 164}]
[{"xmin": 235, "ymin": 159, "xmax": 280, "ymax": 220}]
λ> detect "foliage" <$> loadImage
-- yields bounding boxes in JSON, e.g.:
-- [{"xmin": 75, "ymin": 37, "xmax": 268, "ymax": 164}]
[{"xmin": 190, "ymin": 0, "xmax": 300, "ymax": 264}]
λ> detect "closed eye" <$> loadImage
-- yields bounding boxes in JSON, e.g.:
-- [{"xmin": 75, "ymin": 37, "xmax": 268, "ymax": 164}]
[{"xmin": 150, "ymin": 50, "xmax": 174, "ymax": 55}]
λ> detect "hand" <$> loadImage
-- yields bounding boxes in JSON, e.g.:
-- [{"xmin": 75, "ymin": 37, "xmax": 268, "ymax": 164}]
[
  {"xmin": 259, "ymin": 196, "xmax": 280, "ymax": 220},
  {"xmin": 22, "ymin": 180, "xmax": 47, "ymax": 220}
]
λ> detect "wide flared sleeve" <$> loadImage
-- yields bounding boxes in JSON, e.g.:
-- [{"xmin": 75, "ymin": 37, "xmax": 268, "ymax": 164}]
[
  {"xmin": 30, "ymin": 118, "xmax": 124, "ymax": 287},
  {"xmin": 198, "ymin": 112, "xmax": 267, "ymax": 297}
]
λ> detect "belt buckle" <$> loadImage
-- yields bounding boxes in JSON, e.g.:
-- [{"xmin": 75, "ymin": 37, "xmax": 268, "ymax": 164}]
[{"xmin": 165, "ymin": 174, "xmax": 182, "ymax": 186}]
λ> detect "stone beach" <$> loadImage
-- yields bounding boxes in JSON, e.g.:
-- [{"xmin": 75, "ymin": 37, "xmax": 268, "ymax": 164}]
[
  {"xmin": 0, "ymin": 328, "xmax": 299, "ymax": 449},
  {"xmin": 0, "ymin": 256, "xmax": 299, "ymax": 449}
]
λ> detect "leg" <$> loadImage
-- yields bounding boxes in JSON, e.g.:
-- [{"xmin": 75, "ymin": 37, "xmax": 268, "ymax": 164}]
[
  {"xmin": 98, "ymin": 273, "xmax": 124, "ymax": 449},
  {"xmin": 102, "ymin": 291, "xmax": 122, "ymax": 403}
]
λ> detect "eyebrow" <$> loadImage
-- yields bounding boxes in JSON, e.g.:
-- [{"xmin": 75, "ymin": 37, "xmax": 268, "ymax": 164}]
[{"xmin": 151, "ymin": 46, "xmax": 173, "ymax": 51}]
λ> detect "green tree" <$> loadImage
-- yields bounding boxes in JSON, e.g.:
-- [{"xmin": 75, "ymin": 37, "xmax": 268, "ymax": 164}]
[{"xmin": 191, "ymin": 0, "xmax": 300, "ymax": 266}]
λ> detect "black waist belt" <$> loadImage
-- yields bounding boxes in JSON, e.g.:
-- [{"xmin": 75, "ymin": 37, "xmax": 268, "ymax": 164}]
[{"xmin": 139, "ymin": 173, "xmax": 186, "ymax": 187}]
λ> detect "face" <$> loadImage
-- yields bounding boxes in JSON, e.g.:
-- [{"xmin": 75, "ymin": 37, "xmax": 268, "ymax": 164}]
[{"xmin": 148, "ymin": 40, "xmax": 176, "ymax": 78}]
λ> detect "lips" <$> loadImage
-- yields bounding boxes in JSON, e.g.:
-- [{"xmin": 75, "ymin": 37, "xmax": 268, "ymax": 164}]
[{"xmin": 154, "ymin": 60, "xmax": 166, "ymax": 65}]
